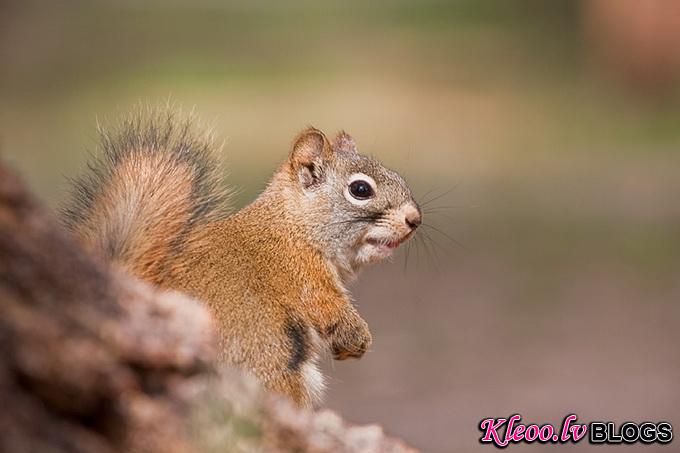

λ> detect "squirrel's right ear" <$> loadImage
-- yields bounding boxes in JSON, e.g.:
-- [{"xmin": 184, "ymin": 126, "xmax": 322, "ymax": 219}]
[{"xmin": 290, "ymin": 127, "xmax": 332, "ymax": 188}]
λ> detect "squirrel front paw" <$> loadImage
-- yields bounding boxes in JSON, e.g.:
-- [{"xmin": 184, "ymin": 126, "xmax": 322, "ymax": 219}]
[{"xmin": 326, "ymin": 314, "xmax": 372, "ymax": 360}]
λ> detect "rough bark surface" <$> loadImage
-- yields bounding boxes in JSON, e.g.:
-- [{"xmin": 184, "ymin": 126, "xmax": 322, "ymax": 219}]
[{"xmin": 0, "ymin": 160, "xmax": 415, "ymax": 453}]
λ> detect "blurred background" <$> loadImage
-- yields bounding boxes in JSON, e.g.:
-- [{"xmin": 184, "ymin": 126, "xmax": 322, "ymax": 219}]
[{"xmin": 2, "ymin": 1, "xmax": 680, "ymax": 451}]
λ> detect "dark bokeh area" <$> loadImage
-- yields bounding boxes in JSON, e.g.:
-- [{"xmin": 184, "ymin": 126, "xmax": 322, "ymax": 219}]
[{"xmin": 2, "ymin": 1, "xmax": 680, "ymax": 451}]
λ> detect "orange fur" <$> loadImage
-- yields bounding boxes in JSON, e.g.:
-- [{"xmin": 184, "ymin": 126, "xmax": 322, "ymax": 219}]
[{"xmin": 64, "ymin": 109, "xmax": 419, "ymax": 408}]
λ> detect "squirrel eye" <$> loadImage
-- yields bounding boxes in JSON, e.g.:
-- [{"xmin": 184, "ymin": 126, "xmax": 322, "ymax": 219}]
[{"xmin": 348, "ymin": 180, "xmax": 374, "ymax": 200}]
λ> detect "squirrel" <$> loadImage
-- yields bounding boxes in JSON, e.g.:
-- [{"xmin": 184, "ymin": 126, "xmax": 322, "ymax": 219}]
[{"xmin": 62, "ymin": 108, "xmax": 422, "ymax": 408}]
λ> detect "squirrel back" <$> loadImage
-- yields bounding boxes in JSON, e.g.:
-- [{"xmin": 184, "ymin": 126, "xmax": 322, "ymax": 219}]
[{"xmin": 62, "ymin": 108, "xmax": 230, "ymax": 284}]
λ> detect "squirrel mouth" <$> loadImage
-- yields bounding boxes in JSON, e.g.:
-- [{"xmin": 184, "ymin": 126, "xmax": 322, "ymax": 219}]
[{"xmin": 365, "ymin": 231, "xmax": 414, "ymax": 250}]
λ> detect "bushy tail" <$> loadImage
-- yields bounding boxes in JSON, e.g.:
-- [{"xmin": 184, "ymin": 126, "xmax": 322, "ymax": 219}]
[{"xmin": 62, "ymin": 107, "xmax": 231, "ymax": 284}]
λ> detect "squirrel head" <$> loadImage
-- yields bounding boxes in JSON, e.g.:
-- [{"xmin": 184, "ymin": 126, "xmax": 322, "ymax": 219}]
[{"xmin": 275, "ymin": 127, "xmax": 421, "ymax": 281}]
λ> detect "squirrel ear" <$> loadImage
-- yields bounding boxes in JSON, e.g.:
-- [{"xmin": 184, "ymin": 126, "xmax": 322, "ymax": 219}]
[
  {"xmin": 290, "ymin": 127, "xmax": 332, "ymax": 188},
  {"xmin": 332, "ymin": 131, "xmax": 357, "ymax": 154}
]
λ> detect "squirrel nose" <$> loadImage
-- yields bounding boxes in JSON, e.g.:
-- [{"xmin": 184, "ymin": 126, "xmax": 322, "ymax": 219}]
[{"xmin": 404, "ymin": 206, "xmax": 422, "ymax": 230}]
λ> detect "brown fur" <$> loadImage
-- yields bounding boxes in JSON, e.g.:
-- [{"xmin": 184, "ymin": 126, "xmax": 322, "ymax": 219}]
[
  {"xmin": 62, "ymin": 108, "xmax": 230, "ymax": 284},
  {"xmin": 64, "ymin": 110, "xmax": 419, "ymax": 408},
  {"xmin": 169, "ymin": 181, "xmax": 371, "ymax": 406}
]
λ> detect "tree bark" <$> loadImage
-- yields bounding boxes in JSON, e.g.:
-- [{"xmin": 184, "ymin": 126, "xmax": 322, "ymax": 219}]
[{"xmin": 0, "ymin": 159, "xmax": 415, "ymax": 453}]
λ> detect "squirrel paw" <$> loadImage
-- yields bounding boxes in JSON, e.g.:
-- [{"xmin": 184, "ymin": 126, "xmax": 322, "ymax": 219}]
[{"xmin": 326, "ymin": 316, "xmax": 372, "ymax": 360}]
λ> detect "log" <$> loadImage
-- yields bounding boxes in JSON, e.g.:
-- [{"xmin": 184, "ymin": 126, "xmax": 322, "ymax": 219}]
[{"xmin": 0, "ymin": 159, "xmax": 415, "ymax": 453}]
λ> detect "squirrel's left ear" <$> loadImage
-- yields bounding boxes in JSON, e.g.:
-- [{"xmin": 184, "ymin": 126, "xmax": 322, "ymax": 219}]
[
  {"xmin": 290, "ymin": 127, "xmax": 333, "ymax": 188},
  {"xmin": 332, "ymin": 131, "xmax": 357, "ymax": 154}
]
